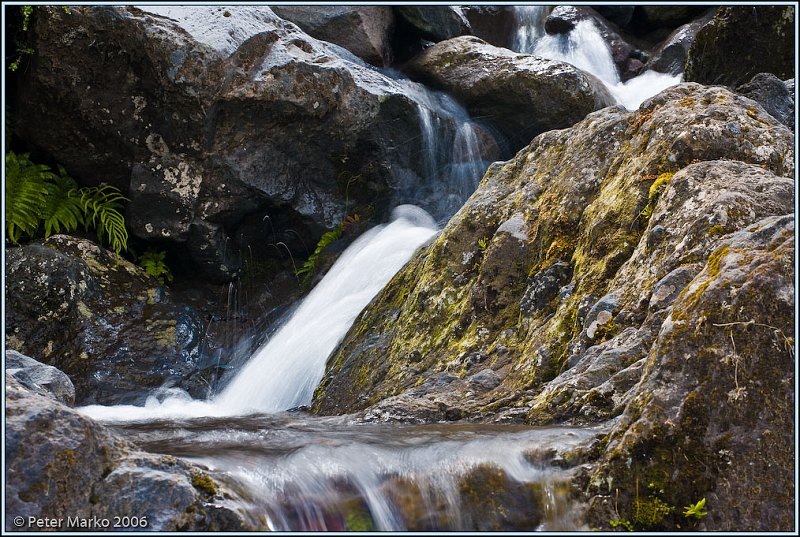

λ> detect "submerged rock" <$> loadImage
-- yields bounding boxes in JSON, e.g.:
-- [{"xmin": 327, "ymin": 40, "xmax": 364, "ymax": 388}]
[
  {"xmin": 5, "ymin": 373, "xmax": 254, "ymax": 531},
  {"xmin": 5, "ymin": 235, "xmax": 204, "ymax": 405},
  {"xmin": 402, "ymin": 36, "xmax": 615, "ymax": 148},
  {"xmin": 684, "ymin": 6, "xmax": 795, "ymax": 87}
]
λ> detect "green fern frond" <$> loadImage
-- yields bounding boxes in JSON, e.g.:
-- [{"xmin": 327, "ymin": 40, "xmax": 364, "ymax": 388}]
[
  {"xmin": 294, "ymin": 224, "xmax": 344, "ymax": 283},
  {"xmin": 5, "ymin": 152, "xmax": 50, "ymax": 244},
  {"xmin": 80, "ymin": 185, "xmax": 129, "ymax": 254},
  {"xmin": 41, "ymin": 167, "xmax": 83, "ymax": 237},
  {"xmin": 138, "ymin": 249, "xmax": 173, "ymax": 285}
]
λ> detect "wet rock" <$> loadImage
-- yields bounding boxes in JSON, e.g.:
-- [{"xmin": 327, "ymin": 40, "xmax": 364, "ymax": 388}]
[
  {"xmin": 394, "ymin": 6, "xmax": 471, "ymax": 42},
  {"xmin": 10, "ymin": 6, "xmax": 453, "ymax": 281},
  {"xmin": 585, "ymin": 215, "xmax": 794, "ymax": 531},
  {"xmin": 5, "ymin": 373, "xmax": 253, "ymax": 531},
  {"xmin": 647, "ymin": 11, "xmax": 714, "ymax": 75},
  {"xmin": 312, "ymin": 84, "xmax": 793, "ymax": 429},
  {"xmin": 737, "ymin": 73, "xmax": 795, "ymax": 131},
  {"xmin": 462, "ymin": 6, "xmax": 515, "ymax": 48},
  {"xmin": 6, "ymin": 350, "xmax": 75, "ymax": 406},
  {"xmin": 402, "ymin": 36, "xmax": 615, "ymax": 148},
  {"xmin": 685, "ymin": 6, "xmax": 794, "ymax": 87},
  {"xmin": 5, "ymin": 235, "xmax": 204, "ymax": 405},
  {"xmin": 271, "ymin": 6, "xmax": 394, "ymax": 66}
]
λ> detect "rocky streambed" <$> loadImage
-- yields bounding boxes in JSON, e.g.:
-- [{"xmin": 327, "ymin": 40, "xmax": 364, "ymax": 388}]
[{"xmin": 5, "ymin": 4, "xmax": 795, "ymax": 532}]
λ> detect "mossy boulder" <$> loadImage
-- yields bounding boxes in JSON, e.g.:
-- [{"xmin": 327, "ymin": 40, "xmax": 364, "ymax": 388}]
[
  {"xmin": 684, "ymin": 6, "xmax": 795, "ymax": 87},
  {"xmin": 401, "ymin": 35, "xmax": 616, "ymax": 148},
  {"xmin": 5, "ymin": 235, "xmax": 204, "ymax": 405},
  {"xmin": 312, "ymin": 83, "xmax": 793, "ymax": 421},
  {"xmin": 584, "ymin": 214, "xmax": 794, "ymax": 531},
  {"xmin": 5, "ymin": 373, "xmax": 254, "ymax": 531}
]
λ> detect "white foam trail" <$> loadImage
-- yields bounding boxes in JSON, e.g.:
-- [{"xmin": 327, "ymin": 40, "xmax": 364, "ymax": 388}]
[
  {"xmin": 80, "ymin": 206, "xmax": 438, "ymax": 422},
  {"xmin": 514, "ymin": 14, "xmax": 683, "ymax": 111}
]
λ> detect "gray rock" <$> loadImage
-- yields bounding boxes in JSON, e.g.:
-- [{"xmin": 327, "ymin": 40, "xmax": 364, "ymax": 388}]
[
  {"xmin": 737, "ymin": 72, "xmax": 795, "ymax": 131},
  {"xmin": 647, "ymin": 11, "xmax": 714, "ymax": 75},
  {"xmin": 521, "ymin": 262, "xmax": 573, "ymax": 316},
  {"xmin": 5, "ymin": 373, "xmax": 253, "ymax": 531},
  {"xmin": 272, "ymin": 6, "xmax": 394, "ymax": 66},
  {"xmin": 467, "ymin": 369, "xmax": 501, "ymax": 392},
  {"xmin": 5, "ymin": 350, "xmax": 75, "ymax": 406},
  {"xmin": 394, "ymin": 6, "xmax": 471, "ymax": 42},
  {"xmin": 402, "ymin": 36, "xmax": 616, "ymax": 148},
  {"xmin": 462, "ymin": 6, "xmax": 515, "ymax": 48}
]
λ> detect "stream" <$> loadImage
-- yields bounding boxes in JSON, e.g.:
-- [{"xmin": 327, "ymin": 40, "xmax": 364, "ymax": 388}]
[{"xmin": 77, "ymin": 7, "xmax": 681, "ymax": 531}]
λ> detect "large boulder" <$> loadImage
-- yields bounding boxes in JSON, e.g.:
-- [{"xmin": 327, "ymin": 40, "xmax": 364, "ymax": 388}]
[
  {"xmin": 583, "ymin": 214, "xmax": 794, "ymax": 531},
  {"xmin": 684, "ymin": 6, "xmax": 795, "ymax": 87},
  {"xmin": 462, "ymin": 6, "xmax": 516, "ymax": 48},
  {"xmin": 311, "ymin": 82, "xmax": 793, "ymax": 424},
  {"xmin": 5, "ymin": 373, "xmax": 254, "ymax": 531},
  {"xmin": 402, "ymin": 36, "xmax": 616, "ymax": 148},
  {"xmin": 271, "ymin": 6, "xmax": 394, "ymax": 66},
  {"xmin": 393, "ymin": 6, "xmax": 471, "ymax": 42},
  {"xmin": 647, "ymin": 10, "xmax": 714, "ymax": 75},
  {"xmin": 5, "ymin": 235, "xmax": 204, "ymax": 405},
  {"xmin": 737, "ymin": 72, "xmax": 795, "ymax": 131},
  {"xmin": 10, "ymin": 6, "xmax": 466, "ymax": 282}
]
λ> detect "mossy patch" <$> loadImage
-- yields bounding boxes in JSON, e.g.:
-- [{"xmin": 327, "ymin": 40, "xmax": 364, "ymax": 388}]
[{"xmin": 190, "ymin": 470, "xmax": 218, "ymax": 496}]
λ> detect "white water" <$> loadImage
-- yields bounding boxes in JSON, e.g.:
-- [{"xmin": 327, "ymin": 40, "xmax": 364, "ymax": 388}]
[
  {"xmin": 513, "ymin": 13, "xmax": 682, "ymax": 110},
  {"xmin": 80, "ymin": 206, "xmax": 438, "ymax": 421}
]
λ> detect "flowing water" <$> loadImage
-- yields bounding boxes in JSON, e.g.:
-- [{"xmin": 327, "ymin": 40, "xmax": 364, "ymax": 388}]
[
  {"xmin": 73, "ymin": 7, "xmax": 688, "ymax": 530},
  {"xmin": 512, "ymin": 8, "xmax": 682, "ymax": 110}
]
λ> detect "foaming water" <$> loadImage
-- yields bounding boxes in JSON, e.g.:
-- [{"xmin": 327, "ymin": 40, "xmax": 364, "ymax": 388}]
[
  {"xmin": 80, "ymin": 206, "xmax": 438, "ymax": 422},
  {"xmin": 105, "ymin": 413, "xmax": 606, "ymax": 531},
  {"xmin": 513, "ymin": 14, "xmax": 682, "ymax": 111}
]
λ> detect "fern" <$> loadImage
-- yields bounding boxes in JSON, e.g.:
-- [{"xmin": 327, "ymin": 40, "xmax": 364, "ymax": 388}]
[
  {"xmin": 138, "ymin": 249, "xmax": 173, "ymax": 285},
  {"xmin": 41, "ymin": 166, "xmax": 83, "ymax": 237},
  {"xmin": 80, "ymin": 185, "xmax": 129, "ymax": 255},
  {"xmin": 5, "ymin": 152, "xmax": 50, "ymax": 243},
  {"xmin": 295, "ymin": 225, "xmax": 344, "ymax": 283}
]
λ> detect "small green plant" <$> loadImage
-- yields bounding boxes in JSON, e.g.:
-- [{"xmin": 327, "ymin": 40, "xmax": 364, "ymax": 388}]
[
  {"xmin": 477, "ymin": 236, "xmax": 489, "ymax": 252},
  {"xmin": 295, "ymin": 225, "xmax": 343, "ymax": 285},
  {"xmin": 5, "ymin": 152, "xmax": 129, "ymax": 254},
  {"xmin": 138, "ymin": 249, "xmax": 173, "ymax": 285},
  {"xmin": 609, "ymin": 518, "xmax": 633, "ymax": 531},
  {"xmin": 639, "ymin": 172, "xmax": 674, "ymax": 220},
  {"xmin": 683, "ymin": 497, "xmax": 708, "ymax": 519}
]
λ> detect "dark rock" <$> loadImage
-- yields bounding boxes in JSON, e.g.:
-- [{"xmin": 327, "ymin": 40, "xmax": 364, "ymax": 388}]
[
  {"xmin": 5, "ymin": 235, "xmax": 204, "ymax": 405},
  {"xmin": 544, "ymin": 6, "xmax": 582, "ymax": 35},
  {"xmin": 394, "ymin": 6, "xmax": 471, "ymax": 42},
  {"xmin": 5, "ymin": 350, "xmax": 75, "ymax": 406},
  {"xmin": 647, "ymin": 11, "xmax": 714, "ymax": 75},
  {"xmin": 520, "ymin": 261, "xmax": 572, "ymax": 316},
  {"xmin": 462, "ymin": 6, "xmax": 515, "ymax": 48},
  {"xmin": 402, "ymin": 36, "xmax": 615, "ymax": 148},
  {"xmin": 5, "ymin": 373, "xmax": 253, "ymax": 531},
  {"xmin": 685, "ymin": 6, "xmax": 794, "ymax": 87},
  {"xmin": 591, "ymin": 6, "xmax": 635, "ymax": 29},
  {"xmin": 271, "ymin": 6, "xmax": 394, "ymax": 66},
  {"xmin": 312, "ymin": 84, "xmax": 793, "ymax": 428},
  {"xmin": 637, "ymin": 6, "xmax": 711, "ymax": 28},
  {"xmin": 467, "ymin": 369, "xmax": 501, "ymax": 392},
  {"xmin": 737, "ymin": 72, "xmax": 795, "ymax": 131}
]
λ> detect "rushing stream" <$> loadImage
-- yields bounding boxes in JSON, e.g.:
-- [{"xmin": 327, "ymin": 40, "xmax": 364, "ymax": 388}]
[{"xmin": 76, "ymin": 6, "xmax": 683, "ymax": 530}]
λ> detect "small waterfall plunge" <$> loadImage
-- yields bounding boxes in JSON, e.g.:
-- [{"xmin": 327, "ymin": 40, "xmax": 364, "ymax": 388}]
[{"xmin": 512, "ymin": 8, "xmax": 682, "ymax": 110}]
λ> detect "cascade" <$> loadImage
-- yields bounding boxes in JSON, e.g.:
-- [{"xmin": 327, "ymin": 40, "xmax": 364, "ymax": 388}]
[{"xmin": 512, "ymin": 9, "xmax": 682, "ymax": 110}]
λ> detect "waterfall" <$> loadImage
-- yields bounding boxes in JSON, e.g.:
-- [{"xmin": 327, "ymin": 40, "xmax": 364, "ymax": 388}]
[{"xmin": 512, "ymin": 9, "xmax": 682, "ymax": 110}]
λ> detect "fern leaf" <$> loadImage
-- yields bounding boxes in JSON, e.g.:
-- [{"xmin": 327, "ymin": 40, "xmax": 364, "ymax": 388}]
[
  {"xmin": 41, "ymin": 169, "xmax": 83, "ymax": 238},
  {"xmin": 80, "ymin": 185, "xmax": 129, "ymax": 254},
  {"xmin": 5, "ymin": 152, "xmax": 50, "ymax": 244}
]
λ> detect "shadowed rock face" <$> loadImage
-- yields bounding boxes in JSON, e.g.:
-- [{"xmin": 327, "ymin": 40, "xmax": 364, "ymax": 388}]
[
  {"xmin": 311, "ymin": 83, "xmax": 793, "ymax": 530},
  {"xmin": 6, "ymin": 235, "xmax": 204, "ymax": 405},
  {"xmin": 402, "ymin": 35, "xmax": 616, "ymax": 148},
  {"xmin": 684, "ymin": 6, "xmax": 795, "ymax": 87},
  {"xmin": 5, "ymin": 373, "xmax": 256, "ymax": 532}
]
